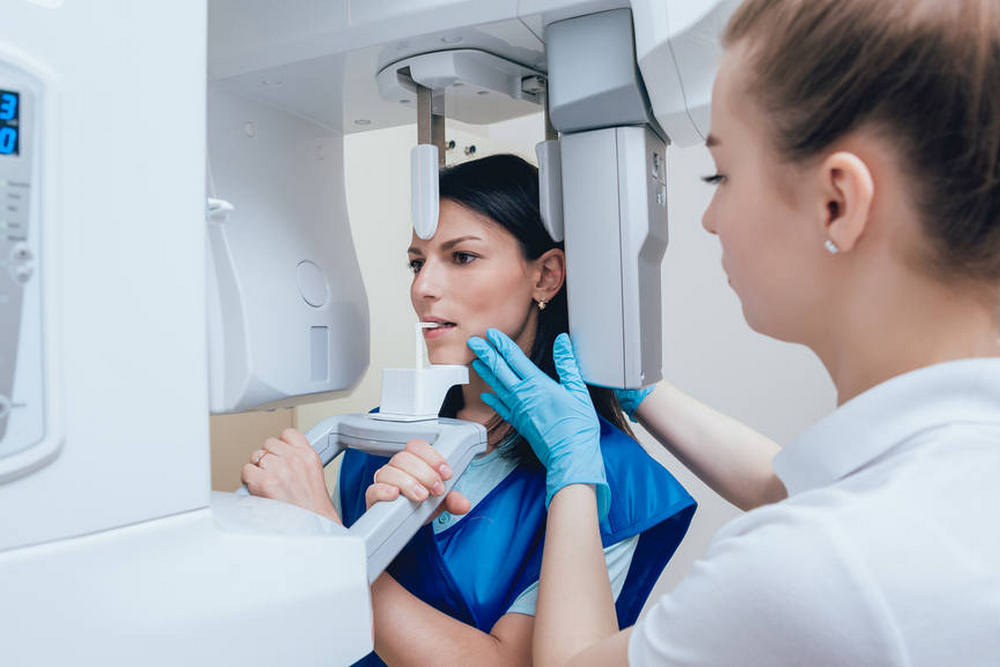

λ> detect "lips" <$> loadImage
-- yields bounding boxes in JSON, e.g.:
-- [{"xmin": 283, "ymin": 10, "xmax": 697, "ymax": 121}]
[
  {"xmin": 422, "ymin": 317, "xmax": 457, "ymax": 328},
  {"xmin": 421, "ymin": 318, "xmax": 457, "ymax": 340}
]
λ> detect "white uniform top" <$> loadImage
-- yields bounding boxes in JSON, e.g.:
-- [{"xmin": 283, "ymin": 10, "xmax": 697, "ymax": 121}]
[{"xmin": 629, "ymin": 358, "xmax": 1000, "ymax": 666}]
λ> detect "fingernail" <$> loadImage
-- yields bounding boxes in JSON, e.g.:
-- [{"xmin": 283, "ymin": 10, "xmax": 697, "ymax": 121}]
[
  {"xmin": 414, "ymin": 485, "xmax": 428, "ymax": 500},
  {"xmin": 439, "ymin": 463, "xmax": 453, "ymax": 478},
  {"xmin": 432, "ymin": 481, "xmax": 445, "ymax": 496}
]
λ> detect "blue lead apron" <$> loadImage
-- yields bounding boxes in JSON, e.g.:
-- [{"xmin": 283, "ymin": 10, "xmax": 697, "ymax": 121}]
[{"xmin": 340, "ymin": 417, "xmax": 696, "ymax": 666}]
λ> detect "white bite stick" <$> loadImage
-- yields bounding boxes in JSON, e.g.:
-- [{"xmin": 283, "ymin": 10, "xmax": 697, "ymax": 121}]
[{"xmin": 416, "ymin": 322, "xmax": 440, "ymax": 369}]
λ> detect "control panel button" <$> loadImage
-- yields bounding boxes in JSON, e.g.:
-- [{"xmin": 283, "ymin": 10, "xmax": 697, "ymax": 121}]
[
  {"xmin": 10, "ymin": 242, "xmax": 32, "ymax": 262},
  {"xmin": 12, "ymin": 264, "xmax": 32, "ymax": 283}
]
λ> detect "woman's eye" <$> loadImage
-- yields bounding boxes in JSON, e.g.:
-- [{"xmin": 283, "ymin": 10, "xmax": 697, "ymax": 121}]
[
  {"xmin": 453, "ymin": 252, "xmax": 477, "ymax": 265},
  {"xmin": 702, "ymin": 173, "xmax": 726, "ymax": 186},
  {"xmin": 408, "ymin": 258, "xmax": 424, "ymax": 274}
]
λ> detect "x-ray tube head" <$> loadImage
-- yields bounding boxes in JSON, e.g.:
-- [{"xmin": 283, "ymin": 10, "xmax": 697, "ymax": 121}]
[{"xmin": 561, "ymin": 126, "xmax": 667, "ymax": 389}]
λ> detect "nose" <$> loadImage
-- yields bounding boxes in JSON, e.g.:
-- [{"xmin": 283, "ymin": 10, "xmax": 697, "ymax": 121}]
[
  {"xmin": 701, "ymin": 198, "xmax": 718, "ymax": 236},
  {"xmin": 411, "ymin": 257, "xmax": 444, "ymax": 303}
]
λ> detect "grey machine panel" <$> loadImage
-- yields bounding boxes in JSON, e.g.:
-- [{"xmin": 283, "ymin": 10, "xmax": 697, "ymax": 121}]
[{"xmin": 545, "ymin": 8, "xmax": 668, "ymax": 388}]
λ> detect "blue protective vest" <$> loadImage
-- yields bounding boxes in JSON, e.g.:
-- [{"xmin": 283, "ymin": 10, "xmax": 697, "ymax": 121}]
[{"xmin": 340, "ymin": 416, "xmax": 696, "ymax": 667}]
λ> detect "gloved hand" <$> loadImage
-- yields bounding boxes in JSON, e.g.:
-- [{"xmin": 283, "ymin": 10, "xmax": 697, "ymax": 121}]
[
  {"xmin": 614, "ymin": 385, "xmax": 655, "ymax": 422},
  {"xmin": 467, "ymin": 329, "xmax": 610, "ymax": 520}
]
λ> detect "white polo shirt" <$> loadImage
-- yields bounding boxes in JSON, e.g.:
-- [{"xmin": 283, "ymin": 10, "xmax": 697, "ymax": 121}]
[{"xmin": 629, "ymin": 358, "xmax": 1000, "ymax": 666}]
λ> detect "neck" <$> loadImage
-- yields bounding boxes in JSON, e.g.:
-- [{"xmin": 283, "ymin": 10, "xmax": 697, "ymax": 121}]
[
  {"xmin": 814, "ymin": 271, "xmax": 1000, "ymax": 406},
  {"xmin": 455, "ymin": 310, "xmax": 540, "ymax": 450},
  {"xmin": 457, "ymin": 370, "xmax": 496, "ymax": 424}
]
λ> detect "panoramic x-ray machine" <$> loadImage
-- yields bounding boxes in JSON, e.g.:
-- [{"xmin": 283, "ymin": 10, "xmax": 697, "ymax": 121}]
[{"xmin": 0, "ymin": 0, "xmax": 735, "ymax": 664}]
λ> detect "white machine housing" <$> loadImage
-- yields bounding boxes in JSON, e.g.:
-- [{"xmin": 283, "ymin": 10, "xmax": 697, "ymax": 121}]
[
  {"xmin": 206, "ymin": 88, "xmax": 369, "ymax": 413},
  {"xmin": 0, "ymin": 1, "xmax": 735, "ymax": 665}
]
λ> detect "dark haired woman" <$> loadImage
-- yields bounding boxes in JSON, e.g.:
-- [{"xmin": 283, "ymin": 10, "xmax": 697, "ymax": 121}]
[
  {"xmin": 470, "ymin": 1, "xmax": 1000, "ymax": 665},
  {"xmin": 241, "ymin": 154, "xmax": 696, "ymax": 666}
]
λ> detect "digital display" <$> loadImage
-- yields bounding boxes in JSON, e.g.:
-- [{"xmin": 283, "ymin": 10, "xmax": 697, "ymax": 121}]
[{"xmin": 0, "ymin": 90, "xmax": 20, "ymax": 156}]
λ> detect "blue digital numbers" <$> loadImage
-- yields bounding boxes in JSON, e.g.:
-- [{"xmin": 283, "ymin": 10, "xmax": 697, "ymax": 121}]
[
  {"xmin": 0, "ymin": 127, "xmax": 16, "ymax": 155},
  {"xmin": 0, "ymin": 91, "xmax": 17, "ymax": 121},
  {"xmin": 0, "ymin": 90, "xmax": 19, "ymax": 156}
]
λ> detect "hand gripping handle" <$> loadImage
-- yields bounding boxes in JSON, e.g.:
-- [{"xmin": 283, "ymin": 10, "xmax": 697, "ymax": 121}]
[{"xmin": 238, "ymin": 414, "xmax": 487, "ymax": 583}]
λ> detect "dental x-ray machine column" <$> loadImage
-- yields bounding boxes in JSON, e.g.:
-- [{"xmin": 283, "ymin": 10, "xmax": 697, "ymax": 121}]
[{"xmin": 0, "ymin": 1, "xmax": 735, "ymax": 665}]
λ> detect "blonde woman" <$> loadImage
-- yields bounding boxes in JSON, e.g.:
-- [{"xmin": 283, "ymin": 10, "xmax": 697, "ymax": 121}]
[{"xmin": 470, "ymin": 1, "xmax": 1000, "ymax": 664}]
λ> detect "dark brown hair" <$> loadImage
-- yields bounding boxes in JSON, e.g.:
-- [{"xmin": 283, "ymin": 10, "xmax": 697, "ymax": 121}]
[
  {"xmin": 435, "ymin": 154, "xmax": 635, "ymax": 465},
  {"xmin": 725, "ymin": 0, "xmax": 1000, "ymax": 282}
]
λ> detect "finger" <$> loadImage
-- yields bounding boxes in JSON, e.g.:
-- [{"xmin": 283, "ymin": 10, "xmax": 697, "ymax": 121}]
[
  {"xmin": 280, "ymin": 427, "xmax": 311, "ymax": 449},
  {"xmin": 241, "ymin": 462, "xmax": 271, "ymax": 496},
  {"xmin": 442, "ymin": 490, "xmax": 471, "ymax": 516},
  {"xmin": 390, "ymin": 449, "xmax": 446, "ymax": 496},
  {"xmin": 374, "ymin": 465, "xmax": 432, "ymax": 502},
  {"xmin": 263, "ymin": 436, "xmax": 295, "ymax": 458},
  {"xmin": 553, "ymin": 333, "xmax": 587, "ymax": 393},
  {"xmin": 254, "ymin": 449, "xmax": 279, "ymax": 470},
  {"xmin": 480, "ymin": 392, "xmax": 513, "ymax": 424},
  {"xmin": 472, "ymin": 359, "xmax": 518, "ymax": 408},
  {"xmin": 404, "ymin": 439, "xmax": 454, "ymax": 481},
  {"xmin": 486, "ymin": 328, "xmax": 541, "ymax": 380},
  {"xmin": 280, "ymin": 427, "xmax": 323, "ymax": 467},
  {"xmin": 261, "ymin": 438, "xmax": 318, "ymax": 478},
  {"xmin": 467, "ymin": 336, "xmax": 521, "ymax": 389},
  {"xmin": 365, "ymin": 483, "xmax": 401, "ymax": 510}
]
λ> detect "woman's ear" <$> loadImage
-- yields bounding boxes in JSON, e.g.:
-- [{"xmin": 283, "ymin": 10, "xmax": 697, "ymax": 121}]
[
  {"xmin": 819, "ymin": 151, "xmax": 875, "ymax": 254},
  {"xmin": 534, "ymin": 248, "xmax": 566, "ymax": 301}
]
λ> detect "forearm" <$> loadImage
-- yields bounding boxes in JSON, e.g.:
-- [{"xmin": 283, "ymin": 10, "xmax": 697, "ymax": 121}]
[
  {"xmin": 371, "ymin": 573, "xmax": 529, "ymax": 666},
  {"xmin": 636, "ymin": 383, "xmax": 786, "ymax": 510},
  {"xmin": 534, "ymin": 484, "xmax": 622, "ymax": 667}
]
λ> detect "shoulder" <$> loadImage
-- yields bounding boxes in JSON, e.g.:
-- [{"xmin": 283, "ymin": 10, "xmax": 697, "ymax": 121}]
[
  {"xmin": 630, "ymin": 504, "xmax": 906, "ymax": 665},
  {"xmin": 594, "ymin": 416, "xmax": 659, "ymax": 475},
  {"xmin": 595, "ymin": 416, "xmax": 696, "ymax": 539}
]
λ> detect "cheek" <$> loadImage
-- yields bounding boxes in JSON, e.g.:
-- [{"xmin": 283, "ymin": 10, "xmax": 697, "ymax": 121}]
[
  {"xmin": 459, "ymin": 267, "xmax": 533, "ymax": 336},
  {"xmin": 719, "ymin": 199, "xmax": 818, "ymax": 337},
  {"xmin": 419, "ymin": 261, "xmax": 535, "ymax": 365}
]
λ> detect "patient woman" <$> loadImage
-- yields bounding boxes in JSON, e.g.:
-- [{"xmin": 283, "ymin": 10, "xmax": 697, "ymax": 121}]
[{"xmin": 241, "ymin": 154, "xmax": 695, "ymax": 666}]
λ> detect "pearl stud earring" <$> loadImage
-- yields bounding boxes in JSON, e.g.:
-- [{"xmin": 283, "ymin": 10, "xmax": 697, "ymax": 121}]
[{"xmin": 824, "ymin": 239, "xmax": 840, "ymax": 255}]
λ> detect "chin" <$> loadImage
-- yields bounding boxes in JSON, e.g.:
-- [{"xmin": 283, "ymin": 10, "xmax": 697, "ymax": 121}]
[{"xmin": 426, "ymin": 343, "xmax": 474, "ymax": 366}]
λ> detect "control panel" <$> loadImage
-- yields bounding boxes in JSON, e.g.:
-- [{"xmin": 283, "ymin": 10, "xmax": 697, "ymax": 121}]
[{"xmin": 0, "ymin": 59, "xmax": 46, "ymax": 472}]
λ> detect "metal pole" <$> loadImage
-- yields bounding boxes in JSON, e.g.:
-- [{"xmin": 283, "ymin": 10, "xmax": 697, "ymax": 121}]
[{"xmin": 416, "ymin": 84, "xmax": 446, "ymax": 166}]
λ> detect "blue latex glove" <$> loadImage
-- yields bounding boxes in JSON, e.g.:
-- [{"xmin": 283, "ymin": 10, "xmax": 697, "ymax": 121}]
[
  {"xmin": 467, "ymin": 329, "xmax": 610, "ymax": 520},
  {"xmin": 614, "ymin": 385, "xmax": 655, "ymax": 422}
]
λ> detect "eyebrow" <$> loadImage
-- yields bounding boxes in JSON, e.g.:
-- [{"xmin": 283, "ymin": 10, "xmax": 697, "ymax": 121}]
[
  {"xmin": 407, "ymin": 235, "xmax": 483, "ymax": 255},
  {"xmin": 705, "ymin": 134, "xmax": 721, "ymax": 148}
]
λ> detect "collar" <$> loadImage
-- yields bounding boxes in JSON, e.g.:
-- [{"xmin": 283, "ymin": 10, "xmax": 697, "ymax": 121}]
[{"xmin": 773, "ymin": 357, "xmax": 1000, "ymax": 495}]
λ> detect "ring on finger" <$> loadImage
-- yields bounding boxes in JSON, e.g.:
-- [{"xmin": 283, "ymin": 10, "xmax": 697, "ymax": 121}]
[{"xmin": 255, "ymin": 451, "xmax": 269, "ymax": 466}]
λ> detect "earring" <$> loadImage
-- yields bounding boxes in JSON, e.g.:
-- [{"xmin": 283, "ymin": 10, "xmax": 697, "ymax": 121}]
[
  {"xmin": 537, "ymin": 299, "xmax": 547, "ymax": 311},
  {"xmin": 824, "ymin": 239, "xmax": 840, "ymax": 255}
]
